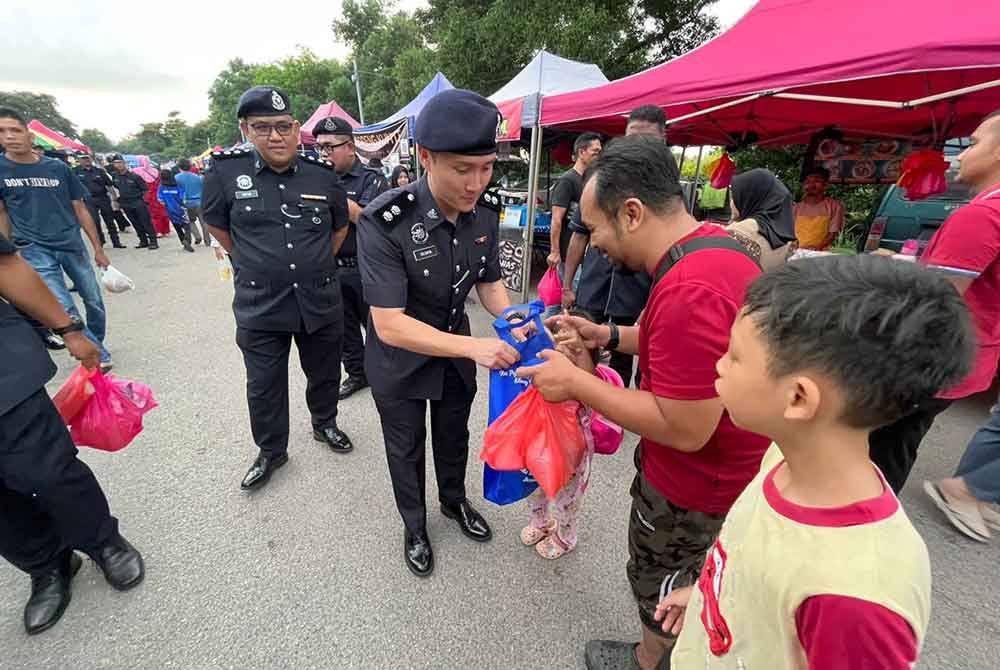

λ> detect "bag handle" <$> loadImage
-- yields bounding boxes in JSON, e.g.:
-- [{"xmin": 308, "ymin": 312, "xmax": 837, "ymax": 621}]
[
  {"xmin": 493, "ymin": 300, "xmax": 547, "ymax": 348},
  {"xmin": 653, "ymin": 234, "xmax": 760, "ymax": 287}
]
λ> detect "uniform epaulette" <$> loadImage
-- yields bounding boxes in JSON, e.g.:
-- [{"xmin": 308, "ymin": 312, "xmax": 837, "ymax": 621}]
[
  {"xmin": 370, "ymin": 188, "xmax": 417, "ymax": 226},
  {"xmin": 303, "ymin": 154, "xmax": 337, "ymax": 171},
  {"xmin": 211, "ymin": 148, "xmax": 252, "ymax": 161},
  {"xmin": 477, "ymin": 187, "xmax": 502, "ymax": 213}
]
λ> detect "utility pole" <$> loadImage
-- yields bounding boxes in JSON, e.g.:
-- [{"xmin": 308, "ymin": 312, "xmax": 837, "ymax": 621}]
[{"xmin": 352, "ymin": 60, "xmax": 366, "ymax": 125}]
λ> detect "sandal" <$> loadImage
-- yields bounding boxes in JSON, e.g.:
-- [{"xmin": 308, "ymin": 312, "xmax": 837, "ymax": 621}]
[
  {"xmin": 536, "ymin": 533, "xmax": 574, "ymax": 560},
  {"xmin": 520, "ymin": 521, "xmax": 553, "ymax": 546}
]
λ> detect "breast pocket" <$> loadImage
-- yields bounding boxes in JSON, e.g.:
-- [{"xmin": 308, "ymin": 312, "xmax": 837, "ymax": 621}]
[
  {"xmin": 299, "ymin": 204, "xmax": 333, "ymax": 234},
  {"xmin": 233, "ymin": 270, "xmax": 267, "ymax": 311},
  {"xmin": 468, "ymin": 247, "xmax": 491, "ymax": 283}
]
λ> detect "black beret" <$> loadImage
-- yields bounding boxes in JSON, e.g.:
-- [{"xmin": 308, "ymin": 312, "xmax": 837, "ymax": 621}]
[
  {"xmin": 313, "ymin": 116, "xmax": 354, "ymax": 138},
  {"xmin": 414, "ymin": 89, "xmax": 501, "ymax": 156},
  {"xmin": 236, "ymin": 86, "xmax": 293, "ymax": 119},
  {"xmin": 108, "ymin": 154, "xmax": 124, "ymax": 162},
  {"xmin": 75, "ymin": 151, "xmax": 91, "ymax": 158}
]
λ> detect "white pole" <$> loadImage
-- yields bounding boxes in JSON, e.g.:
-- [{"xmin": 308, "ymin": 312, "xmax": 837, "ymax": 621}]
[
  {"xmin": 520, "ymin": 125, "xmax": 544, "ymax": 303},
  {"xmin": 353, "ymin": 60, "xmax": 366, "ymax": 126},
  {"xmin": 690, "ymin": 146, "xmax": 704, "ymax": 211}
]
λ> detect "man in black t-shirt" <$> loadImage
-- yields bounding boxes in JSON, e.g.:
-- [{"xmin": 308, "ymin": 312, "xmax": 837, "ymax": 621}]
[{"xmin": 548, "ymin": 132, "xmax": 601, "ymax": 273}]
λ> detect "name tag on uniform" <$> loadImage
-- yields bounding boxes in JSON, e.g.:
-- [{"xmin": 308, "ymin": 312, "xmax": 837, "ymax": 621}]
[
  {"xmin": 413, "ymin": 246, "xmax": 439, "ymax": 262},
  {"xmin": 235, "ymin": 190, "xmax": 258, "ymax": 199},
  {"xmin": 301, "ymin": 194, "xmax": 328, "ymax": 202}
]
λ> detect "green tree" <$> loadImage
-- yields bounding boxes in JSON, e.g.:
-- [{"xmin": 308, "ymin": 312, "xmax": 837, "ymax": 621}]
[
  {"xmin": 79, "ymin": 128, "xmax": 114, "ymax": 152},
  {"xmin": 206, "ymin": 59, "xmax": 262, "ymax": 147},
  {"xmin": 253, "ymin": 48, "xmax": 358, "ymax": 125},
  {"xmin": 0, "ymin": 91, "xmax": 78, "ymax": 136}
]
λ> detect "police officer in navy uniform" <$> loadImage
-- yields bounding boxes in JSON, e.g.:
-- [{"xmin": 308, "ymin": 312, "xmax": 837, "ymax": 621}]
[
  {"xmin": 73, "ymin": 152, "xmax": 124, "ymax": 248},
  {"xmin": 358, "ymin": 89, "xmax": 520, "ymax": 577},
  {"xmin": 312, "ymin": 117, "xmax": 384, "ymax": 400},
  {"xmin": 202, "ymin": 86, "xmax": 354, "ymax": 491}
]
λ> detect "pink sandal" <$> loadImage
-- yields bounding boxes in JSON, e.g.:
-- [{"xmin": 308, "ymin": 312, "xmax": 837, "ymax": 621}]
[
  {"xmin": 535, "ymin": 533, "xmax": 574, "ymax": 560},
  {"xmin": 520, "ymin": 521, "xmax": 553, "ymax": 546}
]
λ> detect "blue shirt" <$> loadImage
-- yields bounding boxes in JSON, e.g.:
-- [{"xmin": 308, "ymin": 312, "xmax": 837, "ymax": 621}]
[
  {"xmin": 175, "ymin": 170, "xmax": 203, "ymax": 206},
  {"xmin": 157, "ymin": 185, "xmax": 188, "ymax": 224},
  {"xmin": 0, "ymin": 155, "xmax": 86, "ymax": 252}
]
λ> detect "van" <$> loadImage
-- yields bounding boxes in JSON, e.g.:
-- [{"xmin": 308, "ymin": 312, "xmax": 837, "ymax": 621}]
[{"xmin": 861, "ymin": 140, "xmax": 973, "ymax": 253}]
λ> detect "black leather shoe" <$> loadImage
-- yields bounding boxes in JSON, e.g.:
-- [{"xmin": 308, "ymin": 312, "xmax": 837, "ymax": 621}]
[
  {"xmin": 112, "ymin": 244, "xmax": 127, "ymax": 249},
  {"xmin": 134, "ymin": 243, "xmax": 148, "ymax": 249},
  {"xmin": 404, "ymin": 530, "xmax": 434, "ymax": 577},
  {"xmin": 241, "ymin": 452, "xmax": 289, "ymax": 490},
  {"xmin": 313, "ymin": 426, "xmax": 353, "ymax": 453},
  {"xmin": 441, "ymin": 500, "xmax": 492, "ymax": 542},
  {"xmin": 147, "ymin": 244, "xmax": 160, "ymax": 250},
  {"xmin": 338, "ymin": 375, "xmax": 369, "ymax": 400},
  {"xmin": 93, "ymin": 535, "xmax": 144, "ymax": 591},
  {"xmin": 42, "ymin": 331, "xmax": 66, "ymax": 350},
  {"xmin": 24, "ymin": 553, "xmax": 82, "ymax": 635}
]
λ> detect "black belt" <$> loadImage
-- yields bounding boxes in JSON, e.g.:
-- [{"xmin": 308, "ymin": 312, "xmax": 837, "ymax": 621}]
[{"xmin": 336, "ymin": 256, "xmax": 358, "ymax": 268}]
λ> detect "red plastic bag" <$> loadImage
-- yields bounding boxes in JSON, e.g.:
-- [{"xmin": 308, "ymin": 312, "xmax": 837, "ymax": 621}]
[
  {"xmin": 481, "ymin": 386, "xmax": 586, "ymax": 498},
  {"xmin": 708, "ymin": 152, "xmax": 736, "ymax": 189},
  {"xmin": 537, "ymin": 267, "xmax": 562, "ymax": 307},
  {"xmin": 896, "ymin": 149, "xmax": 948, "ymax": 200},
  {"xmin": 52, "ymin": 366, "xmax": 96, "ymax": 424},
  {"xmin": 69, "ymin": 371, "xmax": 154, "ymax": 452}
]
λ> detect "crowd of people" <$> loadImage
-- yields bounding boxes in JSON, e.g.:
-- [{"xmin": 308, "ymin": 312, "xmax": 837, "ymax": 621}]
[{"xmin": 1, "ymin": 81, "xmax": 999, "ymax": 670}]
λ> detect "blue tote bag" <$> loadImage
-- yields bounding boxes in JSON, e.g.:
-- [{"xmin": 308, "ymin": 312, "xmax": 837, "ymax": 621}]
[{"xmin": 483, "ymin": 300, "xmax": 554, "ymax": 505}]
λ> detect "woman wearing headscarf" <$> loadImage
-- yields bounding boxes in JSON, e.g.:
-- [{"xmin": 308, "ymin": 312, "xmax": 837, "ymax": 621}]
[
  {"xmin": 726, "ymin": 168, "xmax": 797, "ymax": 271},
  {"xmin": 390, "ymin": 164, "xmax": 412, "ymax": 188}
]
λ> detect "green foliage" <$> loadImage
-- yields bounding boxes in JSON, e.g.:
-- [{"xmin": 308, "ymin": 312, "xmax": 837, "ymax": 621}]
[
  {"xmin": 677, "ymin": 147, "xmax": 723, "ymax": 179},
  {"xmin": 253, "ymin": 48, "xmax": 358, "ymax": 125},
  {"xmin": 0, "ymin": 91, "xmax": 77, "ymax": 136},
  {"xmin": 79, "ymin": 128, "xmax": 114, "ymax": 153},
  {"xmin": 205, "ymin": 58, "xmax": 261, "ymax": 148}
]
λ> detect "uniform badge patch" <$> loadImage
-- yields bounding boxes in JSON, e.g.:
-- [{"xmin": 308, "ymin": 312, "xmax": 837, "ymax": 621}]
[
  {"xmin": 413, "ymin": 246, "xmax": 439, "ymax": 262},
  {"xmin": 236, "ymin": 175, "xmax": 253, "ymax": 190},
  {"xmin": 474, "ymin": 235, "xmax": 488, "ymax": 245},
  {"xmin": 301, "ymin": 194, "xmax": 328, "ymax": 202},
  {"xmin": 411, "ymin": 223, "xmax": 429, "ymax": 244},
  {"xmin": 323, "ymin": 118, "xmax": 337, "ymax": 131},
  {"xmin": 235, "ymin": 190, "xmax": 258, "ymax": 200},
  {"xmin": 271, "ymin": 90, "xmax": 286, "ymax": 111},
  {"xmin": 426, "ymin": 208, "xmax": 439, "ymax": 220}
]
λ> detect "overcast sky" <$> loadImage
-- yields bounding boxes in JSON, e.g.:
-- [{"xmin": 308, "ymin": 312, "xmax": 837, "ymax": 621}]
[{"xmin": 1, "ymin": 0, "xmax": 757, "ymax": 141}]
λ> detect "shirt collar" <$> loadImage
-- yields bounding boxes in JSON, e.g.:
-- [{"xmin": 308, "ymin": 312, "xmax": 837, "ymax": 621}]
[
  {"xmin": 974, "ymin": 180, "xmax": 1000, "ymax": 202},
  {"xmin": 415, "ymin": 177, "xmax": 475, "ymax": 231},
  {"xmin": 253, "ymin": 149, "xmax": 298, "ymax": 176},
  {"xmin": 342, "ymin": 158, "xmax": 365, "ymax": 179}
]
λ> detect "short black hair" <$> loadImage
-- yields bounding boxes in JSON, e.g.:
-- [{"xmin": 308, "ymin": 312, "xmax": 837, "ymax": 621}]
[
  {"xmin": 573, "ymin": 132, "xmax": 602, "ymax": 158},
  {"xmin": 583, "ymin": 135, "xmax": 683, "ymax": 218},
  {"xmin": 743, "ymin": 254, "xmax": 975, "ymax": 429},
  {"xmin": 0, "ymin": 107, "xmax": 27, "ymax": 127},
  {"xmin": 178, "ymin": 158, "xmax": 192, "ymax": 171},
  {"xmin": 804, "ymin": 166, "xmax": 831, "ymax": 181},
  {"xmin": 628, "ymin": 105, "xmax": 667, "ymax": 128}
]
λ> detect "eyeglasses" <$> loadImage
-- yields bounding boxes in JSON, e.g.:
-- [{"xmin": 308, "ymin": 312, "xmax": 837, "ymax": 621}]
[
  {"xmin": 317, "ymin": 141, "xmax": 351, "ymax": 154},
  {"xmin": 249, "ymin": 122, "xmax": 295, "ymax": 137}
]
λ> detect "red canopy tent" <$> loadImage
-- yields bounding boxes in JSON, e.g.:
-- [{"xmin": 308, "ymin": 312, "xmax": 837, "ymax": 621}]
[
  {"xmin": 28, "ymin": 120, "xmax": 90, "ymax": 153},
  {"xmin": 539, "ymin": 0, "xmax": 1000, "ymax": 146},
  {"xmin": 299, "ymin": 102, "xmax": 361, "ymax": 145}
]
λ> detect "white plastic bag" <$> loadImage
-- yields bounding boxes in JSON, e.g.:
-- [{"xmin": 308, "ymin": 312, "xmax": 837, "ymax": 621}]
[{"xmin": 101, "ymin": 265, "xmax": 135, "ymax": 293}]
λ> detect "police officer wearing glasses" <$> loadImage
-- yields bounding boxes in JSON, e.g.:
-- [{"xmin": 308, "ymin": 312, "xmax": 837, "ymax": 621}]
[
  {"xmin": 202, "ymin": 86, "xmax": 354, "ymax": 491},
  {"xmin": 313, "ymin": 117, "xmax": 385, "ymax": 400},
  {"xmin": 358, "ymin": 89, "xmax": 520, "ymax": 577}
]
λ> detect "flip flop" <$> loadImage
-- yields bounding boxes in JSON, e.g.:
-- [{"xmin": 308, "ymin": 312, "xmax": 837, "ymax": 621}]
[
  {"xmin": 536, "ymin": 533, "xmax": 574, "ymax": 560},
  {"xmin": 924, "ymin": 481, "xmax": 991, "ymax": 542},
  {"xmin": 520, "ymin": 522, "xmax": 553, "ymax": 546}
]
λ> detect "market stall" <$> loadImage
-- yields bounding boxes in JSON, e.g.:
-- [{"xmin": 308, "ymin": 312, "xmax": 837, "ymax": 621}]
[{"xmin": 299, "ymin": 102, "xmax": 360, "ymax": 146}]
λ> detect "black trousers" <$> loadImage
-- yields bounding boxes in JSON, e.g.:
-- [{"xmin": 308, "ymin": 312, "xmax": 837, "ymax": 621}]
[
  {"xmin": 0, "ymin": 389, "xmax": 119, "ymax": 577},
  {"xmin": 236, "ymin": 321, "xmax": 344, "ymax": 456},
  {"xmin": 121, "ymin": 201, "xmax": 157, "ymax": 247},
  {"xmin": 869, "ymin": 398, "xmax": 953, "ymax": 493},
  {"xmin": 86, "ymin": 197, "xmax": 120, "ymax": 247},
  {"xmin": 114, "ymin": 209, "xmax": 131, "ymax": 230},
  {"xmin": 373, "ymin": 364, "xmax": 474, "ymax": 533},
  {"xmin": 339, "ymin": 265, "xmax": 369, "ymax": 380}
]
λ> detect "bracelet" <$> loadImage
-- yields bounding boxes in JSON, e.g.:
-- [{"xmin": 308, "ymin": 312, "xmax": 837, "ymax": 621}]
[
  {"xmin": 52, "ymin": 321, "xmax": 84, "ymax": 336},
  {"xmin": 606, "ymin": 322, "xmax": 620, "ymax": 351},
  {"xmin": 504, "ymin": 311, "xmax": 526, "ymax": 322}
]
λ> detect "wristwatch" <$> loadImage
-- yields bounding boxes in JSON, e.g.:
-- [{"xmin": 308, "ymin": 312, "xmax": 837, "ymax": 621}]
[
  {"xmin": 52, "ymin": 321, "xmax": 85, "ymax": 336},
  {"xmin": 605, "ymin": 322, "xmax": 620, "ymax": 351}
]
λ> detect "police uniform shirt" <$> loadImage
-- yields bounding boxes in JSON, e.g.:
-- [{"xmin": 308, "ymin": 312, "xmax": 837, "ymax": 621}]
[
  {"xmin": 358, "ymin": 179, "xmax": 503, "ymax": 400},
  {"xmin": 337, "ymin": 158, "xmax": 383, "ymax": 258},
  {"xmin": 201, "ymin": 148, "xmax": 350, "ymax": 333},
  {"xmin": 74, "ymin": 165, "xmax": 113, "ymax": 200},
  {"xmin": 111, "ymin": 170, "xmax": 147, "ymax": 202},
  {"xmin": 0, "ymin": 233, "xmax": 57, "ymax": 415}
]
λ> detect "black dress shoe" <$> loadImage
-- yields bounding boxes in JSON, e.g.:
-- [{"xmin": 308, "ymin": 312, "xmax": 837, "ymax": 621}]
[
  {"xmin": 313, "ymin": 426, "xmax": 353, "ymax": 453},
  {"xmin": 441, "ymin": 500, "xmax": 492, "ymax": 542},
  {"xmin": 404, "ymin": 530, "xmax": 434, "ymax": 577},
  {"xmin": 241, "ymin": 452, "xmax": 288, "ymax": 490},
  {"xmin": 113, "ymin": 244, "xmax": 127, "ymax": 249},
  {"xmin": 338, "ymin": 375, "xmax": 369, "ymax": 400},
  {"xmin": 42, "ymin": 331, "xmax": 66, "ymax": 350},
  {"xmin": 93, "ymin": 535, "xmax": 144, "ymax": 591},
  {"xmin": 135, "ymin": 243, "xmax": 148, "ymax": 249},
  {"xmin": 24, "ymin": 553, "xmax": 82, "ymax": 635},
  {"xmin": 147, "ymin": 244, "xmax": 160, "ymax": 250}
]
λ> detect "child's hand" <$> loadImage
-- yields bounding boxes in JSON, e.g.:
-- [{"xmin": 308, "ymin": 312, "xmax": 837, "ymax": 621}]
[{"xmin": 654, "ymin": 585, "xmax": 693, "ymax": 637}]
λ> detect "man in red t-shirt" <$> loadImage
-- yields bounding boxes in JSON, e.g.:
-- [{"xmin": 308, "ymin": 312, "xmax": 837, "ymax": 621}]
[
  {"xmin": 870, "ymin": 109, "xmax": 1000, "ymax": 493},
  {"xmin": 519, "ymin": 137, "xmax": 769, "ymax": 670}
]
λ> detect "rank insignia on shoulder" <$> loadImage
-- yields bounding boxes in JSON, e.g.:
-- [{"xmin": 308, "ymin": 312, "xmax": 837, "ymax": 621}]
[
  {"xmin": 477, "ymin": 188, "xmax": 502, "ymax": 212},
  {"xmin": 212, "ymin": 148, "xmax": 250, "ymax": 161},
  {"xmin": 372, "ymin": 189, "xmax": 415, "ymax": 226}
]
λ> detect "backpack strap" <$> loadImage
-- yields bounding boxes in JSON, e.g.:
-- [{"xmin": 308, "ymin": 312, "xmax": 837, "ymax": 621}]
[{"xmin": 653, "ymin": 234, "xmax": 761, "ymax": 286}]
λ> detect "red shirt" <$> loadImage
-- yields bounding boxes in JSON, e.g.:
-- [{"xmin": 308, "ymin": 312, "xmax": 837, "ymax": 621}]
[
  {"xmin": 638, "ymin": 224, "xmax": 770, "ymax": 514},
  {"xmin": 921, "ymin": 182, "xmax": 1000, "ymax": 399},
  {"xmin": 763, "ymin": 464, "xmax": 920, "ymax": 669}
]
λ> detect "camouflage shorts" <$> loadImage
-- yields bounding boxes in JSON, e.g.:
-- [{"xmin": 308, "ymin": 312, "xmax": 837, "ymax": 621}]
[{"xmin": 627, "ymin": 470, "xmax": 725, "ymax": 636}]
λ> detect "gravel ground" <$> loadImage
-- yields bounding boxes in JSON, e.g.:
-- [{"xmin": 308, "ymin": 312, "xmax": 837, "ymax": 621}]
[{"xmin": 1, "ymin": 240, "xmax": 997, "ymax": 669}]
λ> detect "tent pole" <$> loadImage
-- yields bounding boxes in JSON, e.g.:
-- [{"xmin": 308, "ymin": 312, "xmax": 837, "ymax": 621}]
[
  {"xmin": 905, "ymin": 78, "xmax": 1000, "ymax": 107},
  {"xmin": 774, "ymin": 92, "xmax": 904, "ymax": 109},
  {"xmin": 665, "ymin": 93, "xmax": 769, "ymax": 128},
  {"xmin": 521, "ymin": 125, "xmax": 544, "ymax": 303},
  {"xmin": 676, "ymin": 146, "xmax": 688, "ymax": 176},
  {"xmin": 414, "ymin": 142, "xmax": 422, "ymax": 179},
  {"xmin": 690, "ymin": 146, "xmax": 704, "ymax": 211}
]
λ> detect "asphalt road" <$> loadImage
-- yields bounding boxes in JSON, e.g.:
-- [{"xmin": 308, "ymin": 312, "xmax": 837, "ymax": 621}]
[{"xmin": 2, "ymin": 239, "xmax": 998, "ymax": 670}]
